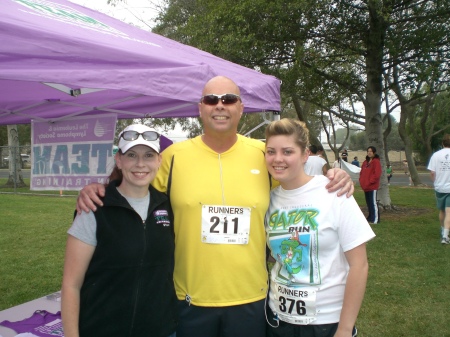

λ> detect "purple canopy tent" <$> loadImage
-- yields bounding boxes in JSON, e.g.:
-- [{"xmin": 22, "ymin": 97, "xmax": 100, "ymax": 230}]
[{"xmin": 0, "ymin": 0, "xmax": 280, "ymax": 126}]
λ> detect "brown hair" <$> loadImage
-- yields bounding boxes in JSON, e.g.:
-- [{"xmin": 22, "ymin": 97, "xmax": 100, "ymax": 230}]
[
  {"xmin": 443, "ymin": 134, "xmax": 450, "ymax": 147},
  {"xmin": 265, "ymin": 118, "xmax": 309, "ymax": 152},
  {"xmin": 105, "ymin": 150, "xmax": 124, "ymax": 186}
]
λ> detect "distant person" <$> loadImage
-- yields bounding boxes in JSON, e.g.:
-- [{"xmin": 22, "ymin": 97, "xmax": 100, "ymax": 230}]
[
  {"xmin": 333, "ymin": 157, "xmax": 342, "ymax": 169},
  {"xmin": 386, "ymin": 164, "xmax": 393, "ymax": 185},
  {"xmin": 317, "ymin": 144, "xmax": 325, "ymax": 157},
  {"xmin": 304, "ymin": 144, "xmax": 328, "ymax": 175},
  {"xmin": 427, "ymin": 134, "xmax": 450, "ymax": 245},
  {"xmin": 61, "ymin": 124, "xmax": 177, "ymax": 337},
  {"xmin": 352, "ymin": 156, "xmax": 360, "ymax": 167},
  {"xmin": 341, "ymin": 149, "xmax": 348, "ymax": 162},
  {"xmin": 403, "ymin": 159, "xmax": 412, "ymax": 186},
  {"xmin": 317, "ymin": 144, "xmax": 331, "ymax": 171},
  {"xmin": 264, "ymin": 119, "xmax": 375, "ymax": 337},
  {"xmin": 359, "ymin": 146, "xmax": 382, "ymax": 224}
]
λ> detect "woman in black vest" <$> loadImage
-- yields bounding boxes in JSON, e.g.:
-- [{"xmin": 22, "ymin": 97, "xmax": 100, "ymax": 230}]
[{"xmin": 62, "ymin": 124, "xmax": 177, "ymax": 337}]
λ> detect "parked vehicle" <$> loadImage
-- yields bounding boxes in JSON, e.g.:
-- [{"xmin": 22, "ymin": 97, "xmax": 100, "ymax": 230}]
[{"xmin": 2, "ymin": 154, "xmax": 31, "ymax": 168}]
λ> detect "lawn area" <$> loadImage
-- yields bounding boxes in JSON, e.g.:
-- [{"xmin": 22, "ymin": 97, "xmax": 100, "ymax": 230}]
[
  {"xmin": 1, "ymin": 184, "xmax": 449, "ymax": 336},
  {"xmin": 354, "ymin": 185, "xmax": 450, "ymax": 337},
  {"xmin": 0, "ymin": 191, "xmax": 76, "ymax": 311}
]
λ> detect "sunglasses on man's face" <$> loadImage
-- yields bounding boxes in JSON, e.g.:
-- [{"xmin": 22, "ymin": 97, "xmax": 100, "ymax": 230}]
[
  {"xmin": 200, "ymin": 93, "xmax": 241, "ymax": 105},
  {"xmin": 120, "ymin": 130, "xmax": 160, "ymax": 141}
]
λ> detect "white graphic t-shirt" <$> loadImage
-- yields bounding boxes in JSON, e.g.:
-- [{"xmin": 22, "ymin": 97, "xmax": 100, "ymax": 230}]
[
  {"xmin": 427, "ymin": 148, "xmax": 450, "ymax": 193},
  {"xmin": 265, "ymin": 176, "xmax": 375, "ymax": 325}
]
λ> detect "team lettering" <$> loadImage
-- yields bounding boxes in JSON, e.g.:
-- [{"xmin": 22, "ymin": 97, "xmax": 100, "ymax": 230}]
[
  {"xmin": 32, "ymin": 144, "xmax": 112, "ymax": 175},
  {"xmin": 32, "ymin": 176, "xmax": 106, "ymax": 187},
  {"xmin": 269, "ymin": 209, "xmax": 319, "ymax": 231}
]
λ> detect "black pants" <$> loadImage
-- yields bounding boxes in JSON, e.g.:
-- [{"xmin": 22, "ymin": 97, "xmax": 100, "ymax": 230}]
[
  {"xmin": 266, "ymin": 307, "xmax": 357, "ymax": 337},
  {"xmin": 364, "ymin": 190, "xmax": 379, "ymax": 223}
]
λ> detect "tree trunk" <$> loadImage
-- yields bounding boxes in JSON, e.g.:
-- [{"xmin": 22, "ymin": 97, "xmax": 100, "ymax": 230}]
[
  {"xmin": 382, "ymin": 111, "xmax": 392, "ymax": 166},
  {"xmin": 364, "ymin": 0, "xmax": 391, "ymax": 209},
  {"xmin": 3, "ymin": 125, "xmax": 26, "ymax": 188},
  {"xmin": 397, "ymin": 105, "xmax": 422, "ymax": 186},
  {"xmin": 420, "ymin": 94, "xmax": 434, "ymax": 160}
]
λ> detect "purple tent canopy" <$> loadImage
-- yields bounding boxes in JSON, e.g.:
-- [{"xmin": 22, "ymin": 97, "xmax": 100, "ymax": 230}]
[{"xmin": 0, "ymin": 0, "xmax": 280, "ymax": 125}]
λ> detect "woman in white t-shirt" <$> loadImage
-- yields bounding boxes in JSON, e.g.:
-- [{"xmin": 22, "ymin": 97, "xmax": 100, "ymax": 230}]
[
  {"xmin": 332, "ymin": 158, "xmax": 341, "ymax": 169},
  {"xmin": 264, "ymin": 118, "xmax": 375, "ymax": 337}
]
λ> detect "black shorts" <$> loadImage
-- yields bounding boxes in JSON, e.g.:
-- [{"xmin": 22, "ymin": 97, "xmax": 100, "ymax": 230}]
[{"xmin": 176, "ymin": 299, "xmax": 266, "ymax": 337}]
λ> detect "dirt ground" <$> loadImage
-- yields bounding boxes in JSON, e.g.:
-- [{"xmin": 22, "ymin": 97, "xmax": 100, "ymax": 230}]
[{"xmin": 360, "ymin": 204, "xmax": 432, "ymax": 221}]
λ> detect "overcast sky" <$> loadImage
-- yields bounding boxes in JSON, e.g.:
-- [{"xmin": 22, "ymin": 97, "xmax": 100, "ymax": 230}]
[{"xmin": 69, "ymin": 0, "xmax": 162, "ymax": 30}]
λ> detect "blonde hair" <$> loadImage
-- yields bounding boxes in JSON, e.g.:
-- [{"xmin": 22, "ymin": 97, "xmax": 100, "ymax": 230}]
[{"xmin": 265, "ymin": 118, "xmax": 309, "ymax": 152}]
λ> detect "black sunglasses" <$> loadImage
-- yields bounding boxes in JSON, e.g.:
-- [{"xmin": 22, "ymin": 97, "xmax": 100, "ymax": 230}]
[
  {"xmin": 200, "ymin": 93, "xmax": 241, "ymax": 105},
  {"xmin": 119, "ymin": 130, "xmax": 160, "ymax": 141}
]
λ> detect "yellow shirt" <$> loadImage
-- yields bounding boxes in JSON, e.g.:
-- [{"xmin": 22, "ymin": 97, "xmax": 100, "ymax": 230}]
[{"xmin": 153, "ymin": 135, "xmax": 271, "ymax": 306}]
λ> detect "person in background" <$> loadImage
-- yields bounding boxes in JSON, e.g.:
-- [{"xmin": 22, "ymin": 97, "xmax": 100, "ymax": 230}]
[
  {"xmin": 359, "ymin": 146, "xmax": 382, "ymax": 224},
  {"xmin": 333, "ymin": 157, "xmax": 342, "ymax": 169},
  {"xmin": 427, "ymin": 134, "xmax": 450, "ymax": 245},
  {"xmin": 61, "ymin": 124, "xmax": 177, "ymax": 337},
  {"xmin": 317, "ymin": 144, "xmax": 325, "ymax": 158},
  {"xmin": 317, "ymin": 144, "xmax": 331, "ymax": 171},
  {"xmin": 75, "ymin": 76, "xmax": 354, "ymax": 337},
  {"xmin": 264, "ymin": 118, "xmax": 375, "ymax": 337},
  {"xmin": 341, "ymin": 149, "xmax": 348, "ymax": 162},
  {"xmin": 352, "ymin": 156, "xmax": 360, "ymax": 167},
  {"xmin": 386, "ymin": 164, "xmax": 393, "ymax": 185},
  {"xmin": 304, "ymin": 144, "xmax": 328, "ymax": 175},
  {"xmin": 317, "ymin": 144, "xmax": 324, "ymax": 156}
]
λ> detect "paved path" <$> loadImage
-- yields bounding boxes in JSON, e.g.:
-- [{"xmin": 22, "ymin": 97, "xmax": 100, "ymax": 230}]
[{"xmin": 387, "ymin": 172, "xmax": 432, "ymax": 187}]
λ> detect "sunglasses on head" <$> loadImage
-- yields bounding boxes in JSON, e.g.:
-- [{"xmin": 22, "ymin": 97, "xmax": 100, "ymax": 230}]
[
  {"xmin": 120, "ymin": 130, "xmax": 160, "ymax": 141},
  {"xmin": 200, "ymin": 93, "xmax": 241, "ymax": 105}
]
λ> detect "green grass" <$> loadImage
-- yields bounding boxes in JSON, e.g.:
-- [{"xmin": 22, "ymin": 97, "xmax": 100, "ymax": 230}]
[
  {"xmin": 355, "ymin": 186, "xmax": 450, "ymax": 337},
  {"xmin": 1, "ymin": 185, "xmax": 449, "ymax": 336},
  {"xmin": 0, "ymin": 192, "xmax": 76, "ymax": 310}
]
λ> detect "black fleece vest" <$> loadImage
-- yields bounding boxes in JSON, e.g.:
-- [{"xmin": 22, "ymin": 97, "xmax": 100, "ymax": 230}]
[{"xmin": 79, "ymin": 181, "xmax": 177, "ymax": 337}]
